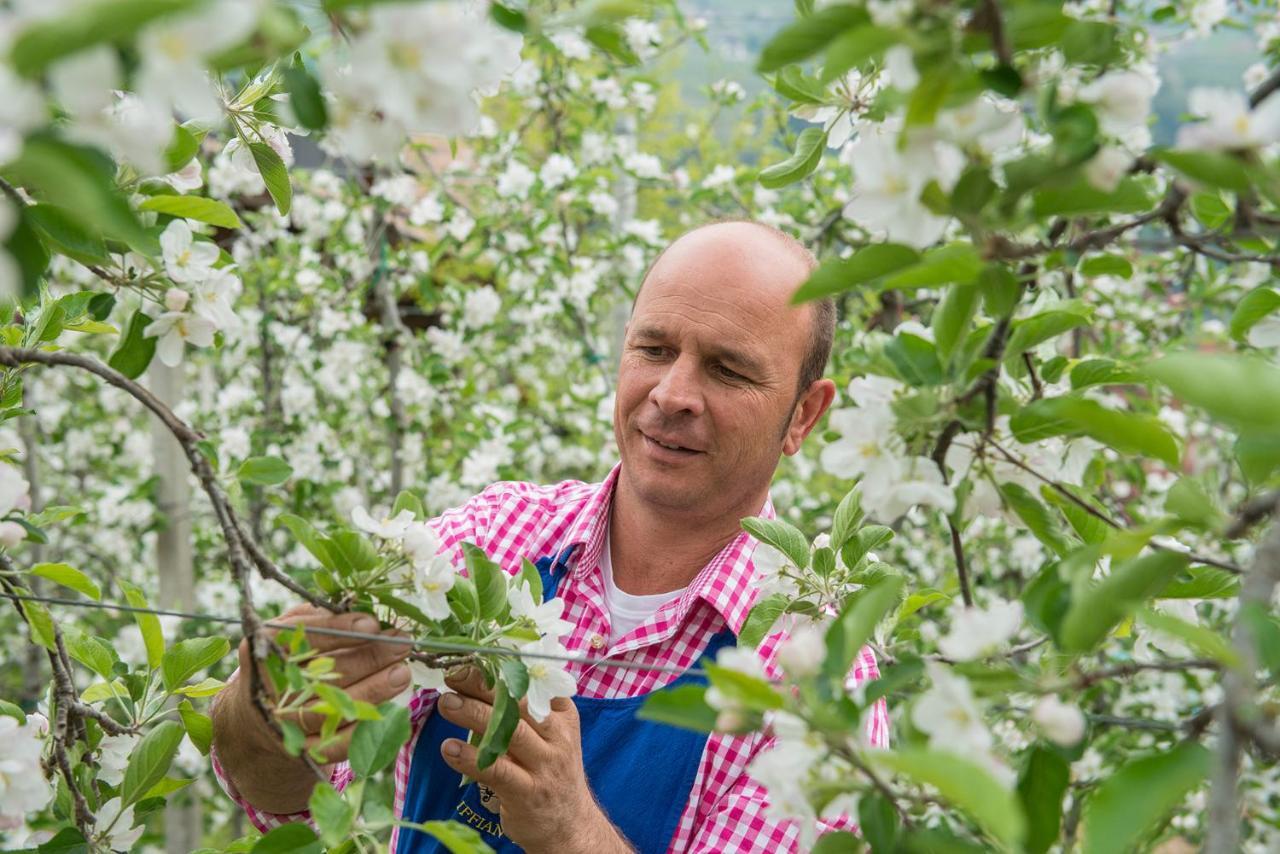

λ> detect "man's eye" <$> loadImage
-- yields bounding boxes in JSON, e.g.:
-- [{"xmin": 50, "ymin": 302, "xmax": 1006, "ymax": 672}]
[
  {"xmin": 638, "ymin": 346, "xmax": 666, "ymax": 358},
  {"xmin": 716, "ymin": 365, "xmax": 746, "ymax": 381}
]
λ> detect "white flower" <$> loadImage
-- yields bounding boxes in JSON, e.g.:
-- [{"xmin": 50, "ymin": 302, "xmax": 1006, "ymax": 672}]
[
  {"xmin": 93, "ymin": 797, "xmax": 143, "ymax": 852},
  {"xmin": 48, "ymin": 46, "xmax": 121, "ymax": 118},
  {"xmin": 1189, "ymin": 0, "xmax": 1227, "ymax": 33},
  {"xmin": 409, "ymin": 660, "xmax": 448, "ymax": 692},
  {"xmin": 912, "ymin": 662, "xmax": 992, "ymax": 753},
  {"xmin": 136, "ymin": 0, "xmax": 260, "ymax": 121},
  {"xmin": 0, "ymin": 713, "xmax": 52, "ymax": 824},
  {"xmin": 519, "ymin": 636, "xmax": 578, "ymax": 722},
  {"xmin": 1177, "ymin": 89, "xmax": 1280, "ymax": 151},
  {"xmin": 747, "ymin": 712, "xmax": 824, "ymax": 843},
  {"xmin": 96, "ymin": 733, "xmax": 138, "ymax": 787},
  {"xmin": 539, "ymin": 153, "xmax": 578, "ymax": 189},
  {"xmin": 408, "ymin": 552, "xmax": 458, "ymax": 621},
  {"xmin": 162, "ymin": 158, "xmax": 204, "ymax": 193},
  {"xmin": 0, "ymin": 465, "xmax": 31, "ymax": 517},
  {"xmin": 937, "ymin": 598, "xmax": 1023, "ymax": 661},
  {"xmin": 623, "ymin": 18, "xmax": 662, "ymax": 61},
  {"xmin": 1032, "ymin": 695, "xmax": 1086, "ymax": 746},
  {"xmin": 841, "ymin": 119, "xmax": 963, "ymax": 248},
  {"xmin": 192, "ymin": 267, "xmax": 242, "ymax": 334},
  {"xmin": 865, "ymin": 456, "xmax": 956, "ymax": 520},
  {"xmin": 0, "ymin": 66, "xmax": 47, "ymax": 163},
  {"xmin": 144, "ymin": 308, "xmax": 216, "ymax": 367},
  {"xmin": 72, "ymin": 91, "xmax": 172, "ymax": 176},
  {"xmin": 351, "ymin": 506, "xmax": 415, "ymax": 539},
  {"xmin": 1084, "ymin": 145, "xmax": 1134, "ymax": 192},
  {"xmin": 868, "ymin": 0, "xmax": 914, "ymax": 26},
  {"xmin": 777, "ymin": 621, "xmax": 827, "ymax": 677},
  {"xmin": 164, "ymin": 287, "xmax": 191, "ymax": 313},
  {"xmin": 497, "ymin": 160, "xmax": 536, "ymax": 199},
  {"xmin": 462, "ymin": 287, "xmax": 502, "ymax": 329},
  {"xmin": 701, "ymin": 164, "xmax": 737, "ymax": 190},
  {"xmin": 623, "ymin": 151, "xmax": 664, "ymax": 179},
  {"xmin": 1078, "ymin": 70, "xmax": 1156, "ymax": 135},
  {"xmin": 0, "ymin": 521, "xmax": 26, "ymax": 548},
  {"xmin": 936, "ymin": 96, "xmax": 1023, "ymax": 154},
  {"xmin": 160, "ymin": 220, "xmax": 219, "ymax": 284},
  {"xmin": 509, "ymin": 581, "xmax": 573, "ymax": 640},
  {"xmin": 400, "ymin": 522, "xmax": 440, "ymax": 564},
  {"xmin": 409, "ymin": 195, "xmax": 445, "ymax": 225},
  {"xmin": 751, "ymin": 542, "xmax": 798, "ymax": 598}
]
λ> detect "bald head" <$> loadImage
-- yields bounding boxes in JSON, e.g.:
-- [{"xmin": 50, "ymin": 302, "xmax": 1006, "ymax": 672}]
[{"xmin": 635, "ymin": 220, "xmax": 836, "ymax": 395}]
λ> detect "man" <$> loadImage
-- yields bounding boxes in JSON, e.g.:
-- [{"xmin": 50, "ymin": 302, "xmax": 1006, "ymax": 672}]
[{"xmin": 211, "ymin": 220, "xmax": 888, "ymax": 852}]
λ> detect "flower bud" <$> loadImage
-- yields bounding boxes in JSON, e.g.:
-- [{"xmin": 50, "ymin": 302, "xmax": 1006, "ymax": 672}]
[
  {"xmin": 1032, "ymin": 694, "xmax": 1086, "ymax": 746},
  {"xmin": 165, "ymin": 287, "xmax": 191, "ymax": 312}
]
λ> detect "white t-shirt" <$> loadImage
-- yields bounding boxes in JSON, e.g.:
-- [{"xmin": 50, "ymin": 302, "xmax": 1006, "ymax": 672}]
[{"xmin": 600, "ymin": 530, "xmax": 686, "ymax": 644}]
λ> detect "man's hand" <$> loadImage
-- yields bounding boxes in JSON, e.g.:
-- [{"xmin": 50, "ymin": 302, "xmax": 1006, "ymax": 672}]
[
  {"xmin": 211, "ymin": 603, "xmax": 411, "ymax": 814},
  {"xmin": 435, "ymin": 668, "xmax": 634, "ymax": 854}
]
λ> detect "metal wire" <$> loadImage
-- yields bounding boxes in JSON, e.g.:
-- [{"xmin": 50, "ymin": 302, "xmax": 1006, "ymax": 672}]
[{"xmin": 4, "ymin": 591, "xmax": 709, "ymax": 678}]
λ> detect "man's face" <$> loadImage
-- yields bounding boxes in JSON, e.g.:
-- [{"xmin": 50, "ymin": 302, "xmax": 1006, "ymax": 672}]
[{"xmin": 613, "ymin": 223, "xmax": 817, "ymax": 518}]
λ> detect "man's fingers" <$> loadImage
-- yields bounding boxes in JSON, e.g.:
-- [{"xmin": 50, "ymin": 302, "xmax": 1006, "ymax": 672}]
[
  {"xmin": 263, "ymin": 610, "xmax": 393, "ymax": 655},
  {"xmin": 324, "ymin": 635, "xmax": 413, "ymax": 688},
  {"xmin": 444, "ymin": 666, "xmax": 494, "ymax": 703},
  {"xmin": 438, "ymin": 737, "xmax": 534, "ymax": 794},
  {"xmin": 435, "ymin": 693, "xmax": 546, "ymax": 762}
]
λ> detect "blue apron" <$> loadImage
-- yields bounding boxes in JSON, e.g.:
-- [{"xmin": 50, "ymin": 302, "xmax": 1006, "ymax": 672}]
[{"xmin": 398, "ymin": 549, "xmax": 735, "ymax": 854}]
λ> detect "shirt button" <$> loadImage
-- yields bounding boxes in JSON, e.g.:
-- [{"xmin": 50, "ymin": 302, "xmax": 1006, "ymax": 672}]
[{"xmin": 590, "ymin": 634, "xmax": 606, "ymax": 650}]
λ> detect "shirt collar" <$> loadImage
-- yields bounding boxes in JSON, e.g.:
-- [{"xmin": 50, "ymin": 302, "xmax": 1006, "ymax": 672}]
[{"xmin": 559, "ymin": 463, "xmax": 776, "ymax": 635}]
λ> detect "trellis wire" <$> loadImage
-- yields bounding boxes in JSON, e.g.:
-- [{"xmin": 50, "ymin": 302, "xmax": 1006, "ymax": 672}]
[{"xmin": 5, "ymin": 592, "xmax": 709, "ymax": 678}]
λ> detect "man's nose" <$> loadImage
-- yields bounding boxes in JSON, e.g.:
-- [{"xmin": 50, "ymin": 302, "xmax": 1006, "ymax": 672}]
[{"xmin": 648, "ymin": 355, "xmax": 705, "ymax": 418}]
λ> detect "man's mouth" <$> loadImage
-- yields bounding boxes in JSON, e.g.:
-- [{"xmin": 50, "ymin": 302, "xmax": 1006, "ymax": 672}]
[{"xmin": 641, "ymin": 431, "xmax": 702, "ymax": 455}]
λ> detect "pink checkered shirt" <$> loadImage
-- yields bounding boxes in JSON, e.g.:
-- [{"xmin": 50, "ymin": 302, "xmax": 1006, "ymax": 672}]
[{"xmin": 212, "ymin": 466, "xmax": 890, "ymax": 851}]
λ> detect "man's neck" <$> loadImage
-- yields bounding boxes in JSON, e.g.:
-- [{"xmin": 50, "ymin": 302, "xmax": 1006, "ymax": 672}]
[{"xmin": 607, "ymin": 473, "xmax": 767, "ymax": 596}]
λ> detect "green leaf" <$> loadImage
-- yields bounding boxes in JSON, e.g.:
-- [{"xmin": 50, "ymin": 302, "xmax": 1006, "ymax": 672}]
[
  {"xmin": 249, "ymin": 142, "xmax": 292, "ymax": 216},
  {"xmin": 757, "ymin": 5, "xmax": 868, "ymax": 71},
  {"xmin": 309, "ymin": 783, "xmax": 355, "ymax": 848},
  {"xmin": 758, "ymin": 127, "xmax": 828, "ymax": 189},
  {"xmin": 739, "ymin": 593, "xmax": 789, "ymax": 648},
  {"xmin": 1059, "ymin": 551, "xmax": 1189, "ymax": 652},
  {"xmin": 823, "ymin": 574, "xmax": 904, "ymax": 686},
  {"xmin": 998, "ymin": 483, "xmax": 1073, "ymax": 557},
  {"xmin": 741, "ymin": 517, "xmax": 810, "ymax": 569},
  {"xmin": 163, "ymin": 124, "xmax": 203, "ymax": 174},
  {"xmin": 140, "ymin": 195, "xmax": 243, "ymax": 229},
  {"xmin": 391, "ymin": 490, "xmax": 425, "ymax": 520},
  {"xmin": 107, "ymin": 310, "xmax": 157, "ymax": 380},
  {"xmin": 792, "ymin": 244, "xmax": 921, "ymax": 302},
  {"xmin": 401, "ymin": 821, "xmax": 495, "ymax": 854},
  {"xmin": 857, "ymin": 792, "xmax": 898, "ymax": 853},
  {"xmin": 237, "ymin": 455, "xmax": 292, "ymax": 486},
  {"xmin": 885, "ymin": 333, "xmax": 944, "ymax": 386},
  {"xmin": 517, "ymin": 557, "xmax": 543, "ymax": 604},
  {"xmin": 1018, "ymin": 746, "xmax": 1069, "ymax": 854},
  {"xmin": 882, "ymin": 244, "xmax": 984, "ymax": 291},
  {"xmin": 34, "ymin": 827, "xmax": 89, "ymax": 854},
  {"xmin": 278, "ymin": 513, "xmax": 335, "ymax": 571},
  {"xmin": 1004, "ymin": 310, "xmax": 1091, "ymax": 367},
  {"xmin": 1009, "ymin": 396, "xmax": 1180, "ymax": 468},
  {"xmin": 2, "ymin": 136, "xmax": 156, "ymax": 254},
  {"xmin": 1078, "ymin": 253, "xmax": 1133, "ymax": 278},
  {"xmin": 637, "ymin": 683, "xmax": 718, "ymax": 732},
  {"xmin": 477, "ymin": 680, "xmax": 521, "ymax": 770},
  {"xmin": 705, "ymin": 662, "xmax": 784, "ymax": 711},
  {"xmin": 1081, "ymin": 743, "xmax": 1210, "ymax": 854},
  {"xmin": 348, "ymin": 701, "xmax": 411, "ymax": 777},
  {"xmin": 812, "ymin": 830, "xmax": 860, "ymax": 853},
  {"xmin": 829, "ymin": 485, "xmax": 865, "ymax": 551},
  {"xmin": 905, "ymin": 65, "xmax": 954, "ymax": 127},
  {"xmin": 1230, "ymin": 288, "xmax": 1280, "ymax": 343},
  {"xmin": 1161, "ymin": 566, "xmax": 1239, "ymax": 599},
  {"xmin": 325, "ymin": 530, "xmax": 380, "ymax": 576},
  {"xmin": 873, "ymin": 748, "xmax": 1025, "ymax": 848},
  {"xmin": 26, "ymin": 203, "xmax": 110, "ymax": 266},
  {"xmin": 499, "ymin": 657, "xmax": 529, "ymax": 700},
  {"xmin": 178, "ymin": 700, "xmax": 213, "ymax": 755},
  {"xmin": 979, "ymin": 263, "xmax": 1021, "ymax": 317},
  {"xmin": 820, "ymin": 24, "xmax": 891, "ymax": 84},
  {"xmin": 771, "ymin": 67, "xmax": 827, "ymax": 104},
  {"xmin": 8, "ymin": 0, "xmax": 195, "ymax": 75},
  {"xmin": 174, "ymin": 676, "xmax": 226, "ymax": 698},
  {"xmin": 121, "ymin": 720, "xmax": 184, "ymax": 806},
  {"xmin": 30, "ymin": 562, "xmax": 100, "ymax": 600},
  {"xmin": 249, "ymin": 823, "xmax": 323, "ymax": 854},
  {"xmin": 1189, "ymin": 191, "xmax": 1231, "ymax": 229},
  {"xmin": 0, "ymin": 699, "xmax": 26, "ymax": 725},
  {"xmin": 1239, "ymin": 602, "xmax": 1280, "ymax": 682},
  {"xmin": 933, "ymin": 284, "xmax": 979, "ymax": 360},
  {"xmin": 18, "ymin": 594, "xmax": 55, "ymax": 649},
  {"xmin": 120, "ymin": 580, "xmax": 164, "ymax": 669},
  {"xmin": 1164, "ymin": 477, "xmax": 1224, "ymax": 531},
  {"xmin": 1146, "ymin": 352, "xmax": 1280, "ymax": 431},
  {"xmin": 1032, "ymin": 177, "xmax": 1151, "ymax": 217},
  {"xmin": 1069, "ymin": 358, "xmax": 1143, "ymax": 389},
  {"xmin": 841, "ymin": 525, "xmax": 893, "ymax": 570},
  {"xmin": 66, "ymin": 631, "xmax": 119, "ymax": 679},
  {"xmin": 1137, "ymin": 608, "xmax": 1240, "ymax": 668},
  {"xmin": 1236, "ymin": 431, "xmax": 1280, "ymax": 483},
  {"xmin": 463, "ymin": 543, "xmax": 509, "ymax": 621},
  {"xmin": 1153, "ymin": 147, "xmax": 1251, "ymax": 192},
  {"xmin": 284, "ymin": 62, "xmax": 328, "ymax": 131},
  {"xmin": 951, "ymin": 166, "xmax": 997, "ymax": 215},
  {"xmin": 161, "ymin": 637, "xmax": 230, "ymax": 692}
]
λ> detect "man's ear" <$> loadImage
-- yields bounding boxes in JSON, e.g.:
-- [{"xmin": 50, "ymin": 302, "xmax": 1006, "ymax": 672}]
[{"xmin": 782, "ymin": 378, "xmax": 836, "ymax": 456}]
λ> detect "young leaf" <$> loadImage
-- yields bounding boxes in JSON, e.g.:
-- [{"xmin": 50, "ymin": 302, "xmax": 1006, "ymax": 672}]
[
  {"xmin": 237, "ymin": 455, "xmax": 293, "ymax": 486},
  {"xmin": 758, "ymin": 127, "xmax": 828, "ymax": 189},
  {"xmin": 476, "ymin": 680, "xmax": 521, "ymax": 770},
  {"xmin": 738, "ymin": 593, "xmax": 789, "ymax": 648},
  {"xmin": 249, "ymin": 141, "xmax": 292, "ymax": 216},
  {"xmin": 107, "ymin": 310, "xmax": 157, "ymax": 380},
  {"xmin": 829, "ymin": 485, "xmax": 864, "ymax": 552},
  {"xmin": 249, "ymin": 823, "xmax": 323, "ymax": 854},
  {"xmin": 309, "ymin": 783, "xmax": 355, "ymax": 848},
  {"xmin": 757, "ymin": 5, "xmax": 868, "ymax": 71},
  {"xmin": 1018, "ymin": 746, "xmax": 1069, "ymax": 854},
  {"xmin": 1081, "ymin": 743, "xmax": 1210, "ymax": 854},
  {"xmin": 161, "ymin": 637, "xmax": 230, "ymax": 692},
  {"xmin": 178, "ymin": 700, "xmax": 213, "ymax": 755},
  {"xmin": 1146, "ymin": 352, "xmax": 1280, "ymax": 430},
  {"xmin": 463, "ymin": 543, "xmax": 509, "ymax": 621},
  {"xmin": 637, "ymin": 683, "xmax": 718, "ymax": 732},
  {"xmin": 119, "ymin": 580, "xmax": 164, "ymax": 669},
  {"xmin": 1059, "ymin": 551, "xmax": 1189, "ymax": 653},
  {"xmin": 30, "ymin": 562, "xmax": 100, "ymax": 600},
  {"xmin": 121, "ymin": 720, "xmax": 185, "ymax": 806},
  {"xmin": 348, "ymin": 701, "xmax": 411, "ymax": 777},
  {"xmin": 791, "ymin": 244, "xmax": 920, "ymax": 303},
  {"xmin": 140, "ymin": 195, "xmax": 242, "ymax": 229},
  {"xmin": 741, "ymin": 517, "xmax": 810, "ymax": 569},
  {"xmin": 823, "ymin": 574, "xmax": 904, "ymax": 686},
  {"xmin": 499, "ymin": 657, "xmax": 529, "ymax": 700}
]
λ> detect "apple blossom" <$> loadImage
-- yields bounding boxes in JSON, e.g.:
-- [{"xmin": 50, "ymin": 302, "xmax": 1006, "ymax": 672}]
[
  {"xmin": 937, "ymin": 598, "xmax": 1024, "ymax": 661},
  {"xmin": 1177, "ymin": 89, "xmax": 1280, "ymax": 151},
  {"xmin": 1032, "ymin": 695, "xmax": 1087, "ymax": 746},
  {"xmin": 519, "ymin": 636, "xmax": 578, "ymax": 722},
  {"xmin": 0, "ymin": 713, "xmax": 51, "ymax": 824}
]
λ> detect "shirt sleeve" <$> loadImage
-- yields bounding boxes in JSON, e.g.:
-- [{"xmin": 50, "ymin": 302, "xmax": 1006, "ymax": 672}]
[{"xmin": 683, "ymin": 645, "xmax": 890, "ymax": 853}]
